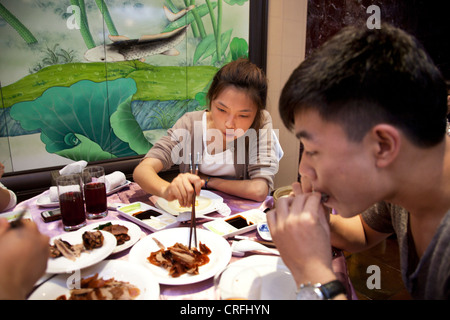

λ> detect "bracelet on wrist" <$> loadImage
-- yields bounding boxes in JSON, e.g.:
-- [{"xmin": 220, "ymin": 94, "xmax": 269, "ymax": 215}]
[{"xmin": 205, "ymin": 176, "xmax": 211, "ymax": 189}]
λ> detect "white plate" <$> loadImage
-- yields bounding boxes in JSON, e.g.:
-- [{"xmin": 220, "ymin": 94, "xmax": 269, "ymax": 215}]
[
  {"xmin": 117, "ymin": 202, "xmax": 179, "ymax": 233},
  {"xmin": 129, "ymin": 227, "xmax": 232, "ymax": 285},
  {"xmin": 155, "ymin": 190, "xmax": 223, "ymax": 216},
  {"xmin": 36, "ymin": 181, "xmax": 132, "ymax": 208},
  {"xmin": 36, "ymin": 195, "xmax": 59, "ymax": 208},
  {"xmin": 28, "ymin": 260, "xmax": 160, "ymax": 300},
  {"xmin": 46, "ymin": 230, "xmax": 117, "ymax": 274},
  {"xmin": 78, "ymin": 220, "xmax": 143, "ymax": 254},
  {"xmin": 219, "ymin": 255, "xmax": 297, "ymax": 300}
]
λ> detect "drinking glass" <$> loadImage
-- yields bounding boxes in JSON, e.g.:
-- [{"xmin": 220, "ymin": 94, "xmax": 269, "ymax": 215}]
[
  {"xmin": 56, "ymin": 174, "xmax": 86, "ymax": 231},
  {"xmin": 214, "ymin": 264, "xmax": 261, "ymax": 300},
  {"xmin": 82, "ymin": 166, "xmax": 107, "ymax": 219}
]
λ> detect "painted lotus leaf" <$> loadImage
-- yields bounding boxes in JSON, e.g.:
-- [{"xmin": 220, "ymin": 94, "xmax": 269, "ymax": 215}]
[
  {"xmin": 54, "ymin": 134, "xmax": 117, "ymax": 161},
  {"xmin": 10, "ymin": 79, "xmax": 139, "ymax": 160},
  {"xmin": 110, "ymin": 96, "xmax": 152, "ymax": 155}
]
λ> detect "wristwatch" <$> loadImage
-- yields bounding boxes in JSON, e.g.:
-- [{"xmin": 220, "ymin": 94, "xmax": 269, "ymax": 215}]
[{"xmin": 296, "ymin": 280, "xmax": 346, "ymax": 300}]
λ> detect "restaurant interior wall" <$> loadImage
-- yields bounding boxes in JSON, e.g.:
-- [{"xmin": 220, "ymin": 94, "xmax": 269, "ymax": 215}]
[
  {"xmin": 266, "ymin": 0, "xmax": 306, "ymax": 189},
  {"xmin": 267, "ymin": 0, "xmax": 450, "ymax": 189},
  {"xmin": 0, "ymin": 0, "xmax": 252, "ymax": 175}
]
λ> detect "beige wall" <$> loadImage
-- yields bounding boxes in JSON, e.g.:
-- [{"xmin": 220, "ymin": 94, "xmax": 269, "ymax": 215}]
[{"xmin": 266, "ymin": 0, "xmax": 308, "ymax": 189}]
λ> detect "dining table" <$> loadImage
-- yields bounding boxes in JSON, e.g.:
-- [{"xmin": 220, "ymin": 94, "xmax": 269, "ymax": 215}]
[{"xmin": 17, "ymin": 181, "xmax": 357, "ymax": 301}]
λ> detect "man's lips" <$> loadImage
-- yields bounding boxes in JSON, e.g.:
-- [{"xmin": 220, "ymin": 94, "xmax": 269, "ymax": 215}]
[{"xmin": 320, "ymin": 193, "xmax": 330, "ymax": 203}]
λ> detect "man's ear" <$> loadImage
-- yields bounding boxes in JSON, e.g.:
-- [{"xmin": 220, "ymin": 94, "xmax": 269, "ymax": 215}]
[{"xmin": 370, "ymin": 124, "xmax": 401, "ymax": 168}]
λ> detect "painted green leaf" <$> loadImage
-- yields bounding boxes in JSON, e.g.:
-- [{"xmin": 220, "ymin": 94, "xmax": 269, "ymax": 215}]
[
  {"xmin": 163, "ymin": 3, "xmax": 217, "ymax": 33},
  {"xmin": 110, "ymin": 95, "xmax": 153, "ymax": 155},
  {"xmin": 194, "ymin": 29, "xmax": 233, "ymax": 65},
  {"xmin": 230, "ymin": 37, "xmax": 248, "ymax": 60},
  {"xmin": 10, "ymin": 78, "xmax": 138, "ymax": 160},
  {"xmin": 55, "ymin": 134, "xmax": 117, "ymax": 161},
  {"xmin": 211, "ymin": 29, "xmax": 233, "ymax": 65},
  {"xmin": 224, "ymin": 0, "xmax": 248, "ymax": 5},
  {"xmin": 193, "ymin": 34, "xmax": 216, "ymax": 65}
]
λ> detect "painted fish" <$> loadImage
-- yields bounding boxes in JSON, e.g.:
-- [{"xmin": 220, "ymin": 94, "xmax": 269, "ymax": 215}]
[{"xmin": 84, "ymin": 25, "xmax": 188, "ymax": 62}]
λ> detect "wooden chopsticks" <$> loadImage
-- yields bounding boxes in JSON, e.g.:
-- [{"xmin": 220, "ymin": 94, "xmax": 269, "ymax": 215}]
[{"xmin": 188, "ymin": 152, "xmax": 200, "ymax": 250}]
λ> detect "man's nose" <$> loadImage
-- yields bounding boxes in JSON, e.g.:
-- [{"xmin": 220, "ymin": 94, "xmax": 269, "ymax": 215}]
[{"xmin": 298, "ymin": 158, "xmax": 317, "ymax": 182}]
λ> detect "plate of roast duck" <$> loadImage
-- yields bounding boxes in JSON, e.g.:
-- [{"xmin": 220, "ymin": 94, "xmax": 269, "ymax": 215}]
[{"xmin": 78, "ymin": 220, "xmax": 143, "ymax": 254}]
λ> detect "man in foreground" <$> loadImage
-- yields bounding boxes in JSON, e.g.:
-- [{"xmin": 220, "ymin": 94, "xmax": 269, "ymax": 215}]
[{"xmin": 268, "ymin": 24, "xmax": 449, "ymax": 300}]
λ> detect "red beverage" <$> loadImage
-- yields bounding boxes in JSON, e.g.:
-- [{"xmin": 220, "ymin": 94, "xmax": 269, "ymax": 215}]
[
  {"xmin": 84, "ymin": 182, "xmax": 107, "ymax": 218},
  {"xmin": 59, "ymin": 191, "xmax": 86, "ymax": 231}
]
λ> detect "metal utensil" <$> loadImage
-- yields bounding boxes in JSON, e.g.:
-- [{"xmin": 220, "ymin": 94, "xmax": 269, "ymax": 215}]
[{"xmin": 231, "ymin": 239, "xmax": 280, "ymax": 257}]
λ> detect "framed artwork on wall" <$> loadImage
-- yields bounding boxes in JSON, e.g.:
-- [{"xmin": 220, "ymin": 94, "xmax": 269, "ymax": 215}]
[{"xmin": 0, "ymin": 0, "xmax": 268, "ymax": 177}]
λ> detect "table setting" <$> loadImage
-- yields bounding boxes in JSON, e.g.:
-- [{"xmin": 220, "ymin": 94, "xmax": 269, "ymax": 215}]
[{"xmin": 3, "ymin": 161, "xmax": 356, "ymax": 300}]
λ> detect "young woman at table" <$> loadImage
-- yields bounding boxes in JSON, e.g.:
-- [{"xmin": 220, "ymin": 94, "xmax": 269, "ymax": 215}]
[
  {"xmin": 134, "ymin": 58, "xmax": 281, "ymax": 207},
  {"xmin": 268, "ymin": 24, "xmax": 450, "ymax": 300}
]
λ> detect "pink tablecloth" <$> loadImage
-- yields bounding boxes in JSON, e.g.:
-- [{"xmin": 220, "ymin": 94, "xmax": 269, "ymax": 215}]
[{"xmin": 20, "ymin": 182, "xmax": 357, "ymax": 300}]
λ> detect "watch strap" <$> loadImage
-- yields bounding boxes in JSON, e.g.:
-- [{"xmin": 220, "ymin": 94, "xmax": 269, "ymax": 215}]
[{"xmin": 319, "ymin": 280, "xmax": 346, "ymax": 299}]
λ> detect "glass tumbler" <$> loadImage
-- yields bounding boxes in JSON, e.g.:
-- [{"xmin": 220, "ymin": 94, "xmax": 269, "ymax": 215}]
[
  {"xmin": 57, "ymin": 174, "xmax": 86, "ymax": 231},
  {"xmin": 82, "ymin": 166, "xmax": 107, "ymax": 219}
]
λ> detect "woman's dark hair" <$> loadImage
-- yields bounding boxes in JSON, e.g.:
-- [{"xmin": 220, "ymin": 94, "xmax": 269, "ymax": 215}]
[
  {"xmin": 280, "ymin": 23, "xmax": 448, "ymax": 147},
  {"xmin": 207, "ymin": 58, "xmax": 267, "ymax": 130}
]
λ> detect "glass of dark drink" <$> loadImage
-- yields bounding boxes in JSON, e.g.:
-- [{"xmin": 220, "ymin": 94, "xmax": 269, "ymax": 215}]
[
  {"xmin": 56, "ymin": 174, "xmax": 87, "ymax": 231},
  {"xmin": 82, "ymin": 166, "xmax": 107, "ymax": 219}
]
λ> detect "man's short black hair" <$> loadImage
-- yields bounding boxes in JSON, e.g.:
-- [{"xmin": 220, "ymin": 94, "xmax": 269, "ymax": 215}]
[{"xmin": 280, "ymin": 23, "xmax": 448, "ymax": 148}]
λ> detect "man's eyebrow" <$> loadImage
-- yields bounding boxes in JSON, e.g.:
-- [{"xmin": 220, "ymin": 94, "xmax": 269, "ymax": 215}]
[{"xmin": 295, "ymin": 130, "xmax": 313, "ymax": 140}]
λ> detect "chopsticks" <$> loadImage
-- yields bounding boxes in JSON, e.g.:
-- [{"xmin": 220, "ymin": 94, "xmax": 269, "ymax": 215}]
[
  {"xmin": 188, "ymin": 152, "xmax": 200, "ymax": 250},
  {"xmin": 230, "ymin": 235, "xmax": 277, "ymax": 248},
  {"xmin": 9, "ymin": 206, "xmax": 28, "ymax": 228}
]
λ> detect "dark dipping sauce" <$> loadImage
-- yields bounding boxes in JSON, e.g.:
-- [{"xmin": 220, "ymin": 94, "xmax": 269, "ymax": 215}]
[
  {"xmin": 132, "ymin": 209, "xmax": 162, "ymax": 220},
  {"xmin": 225, "ymin": 216, "xmax": 253, "ymax": 229}
]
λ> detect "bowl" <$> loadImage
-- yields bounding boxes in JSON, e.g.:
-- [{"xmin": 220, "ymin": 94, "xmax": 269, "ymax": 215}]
[{"xmin": 273, "ymin": 185, "xmax": 293, "ymax": 204}]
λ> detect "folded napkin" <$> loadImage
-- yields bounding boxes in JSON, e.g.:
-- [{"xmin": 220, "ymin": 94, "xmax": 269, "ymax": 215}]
[
  {"xmin": 59, "ymin": 160, "xmax": 87, "ymax": 175},
  {"xmin": 49, "ymin": 186, "xmax": 59, "ymax": 202},
  {"xmin": 105, "ymin": 171, "xmax": 126, "ymax": 193},
  {"xmin": 49, "ymin": 185, "xmax": 81, "ymax": 202}
]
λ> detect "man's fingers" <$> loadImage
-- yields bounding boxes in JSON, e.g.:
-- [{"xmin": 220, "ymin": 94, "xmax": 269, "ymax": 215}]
[{"xmin": 292, "ymin": 182, "xmax": 303, "ymax": 196}]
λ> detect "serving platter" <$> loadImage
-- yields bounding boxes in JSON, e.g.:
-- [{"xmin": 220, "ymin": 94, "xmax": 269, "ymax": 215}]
[{"xmin": 128, "ymin": 227, "xmax": 232, "ymax": 285}]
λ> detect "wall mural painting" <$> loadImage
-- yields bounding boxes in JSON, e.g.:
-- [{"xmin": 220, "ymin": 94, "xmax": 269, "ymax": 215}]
[{"xmin": 0, "ymin": 0, "xmax": 250, "ymax": 173}]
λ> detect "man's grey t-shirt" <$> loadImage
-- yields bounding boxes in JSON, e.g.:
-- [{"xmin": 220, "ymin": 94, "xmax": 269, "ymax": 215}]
[{"xmin": 362, "ymin": 202, "xmax": 450, "ymax": 299}]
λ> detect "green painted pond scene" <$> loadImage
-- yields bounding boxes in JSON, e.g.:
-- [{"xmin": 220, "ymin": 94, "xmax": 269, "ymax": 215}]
[{"xmin": 0, "ymin": 0, "xmax": 250, "ymax": 172}]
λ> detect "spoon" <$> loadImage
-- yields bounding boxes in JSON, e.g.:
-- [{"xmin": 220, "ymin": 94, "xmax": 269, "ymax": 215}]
[{"xmin": 231, "ymin": 239, "xmax": 279, "ymax": 257}]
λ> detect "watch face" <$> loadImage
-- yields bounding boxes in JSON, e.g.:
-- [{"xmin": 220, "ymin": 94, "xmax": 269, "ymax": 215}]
[{"xmin": 296, "ymin": 287, "xmax": 322, "ymax": 300}]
